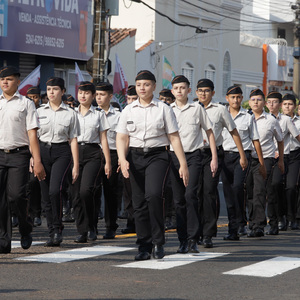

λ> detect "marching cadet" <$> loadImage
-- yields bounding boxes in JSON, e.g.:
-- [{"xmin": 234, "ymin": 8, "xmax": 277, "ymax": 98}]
[
  {"xmin": 72, "ymin": 81, "xmax": 111, "ymax": 243},
  {"xmin": 95, "ymin": 82, "xmax": 121, "ymax": 239},
  {"xmin": 116, "ymin": 70, "xmax": 189, "ymax": 261},
  {"xmin": 280, "ymin": 94, "xmax": 300, "ymax": 229},
  {"xmin": 196, "ymin": 79, "xmax": 247, "ymax": 248},
  {"xmin": 26, "ymin": 86, "xmax": 43, "ymax": 227},
  {"xmin": 247, "ymin": 89, "xmax": 284, "ymax": 237},
  {"xmin": 37, "ymin": 77, "xmax": 80, "ymax": 247},
  {"xmin": 126, "ymin": 85, "xmax": 138, "ymax": 105},
  {"xmin": 265, "ymin": 92, "xmax": 300, "ymax": 233},
  {"xmin": 159, "ymin": 88, "xmax": 175, "ymax": 105},
  {"xmin": 0, "ymin": 66, "xmax": 45, "ymax": 253},
  {"xmin": 222, "ymin": 86, "xmax": 266, "ymax": 240},
  {"xmin": 170, "ymin": 75, "xmax": 217, "ymax": 253}
]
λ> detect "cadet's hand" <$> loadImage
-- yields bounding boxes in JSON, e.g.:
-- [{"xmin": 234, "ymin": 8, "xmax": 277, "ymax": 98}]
[
  {"xmin": 72, "ymin": 165, "xmax": 79, "ymax": 184},
  {"xmin": 278, "ymin": 159, "xmax": 285, "ymax": 174},
  {"xmin": 239, "ymin": 156, "xmax": 248, "ymax": 171},
  {"xmin": 105, "ymin": 163, "xmax": 112, "ymax": 179},
  {"xmin": 29, "ymin": 157, "xmax": 34, "ymax": 173},
  {"xmin": 120, "ymin": 159, "xmax": 130, "ymax": 178},
  {"xmin": 210, "ymin": 157, "xmax": 218, "ymax": 178},
  {"xmin": 33, "ymin": 161, "xmax": 46, "ymax": 181},
  {"xmin": 259, "ymin": 163, "xmax": 267, "ymax": 180},
  {"xmin": 274, "ymin": 151, "xmax": 279, "ymax": 159},
  {"xmin": 179, "ymin": 164, "xmax": 189, "ymax": 187}
]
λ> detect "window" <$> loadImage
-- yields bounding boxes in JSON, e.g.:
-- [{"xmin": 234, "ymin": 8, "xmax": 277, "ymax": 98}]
[
  {"xmin": 205, "ymin": 64, "xmax": 216, "ymax": 84},
  {"xmin": 223, "ymin": 52, "xmax": 231, "ymax": 96},
  {"xmin": 182, "ymin": 62, "xmax": 194, "ymax": 94},
  {"xmin": 277, "ymin": 28, "xmax": 286, "ymax": 39}
]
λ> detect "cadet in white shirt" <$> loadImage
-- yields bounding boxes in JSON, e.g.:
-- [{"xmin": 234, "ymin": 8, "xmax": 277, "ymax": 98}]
[
  {"xmin": 265, "ymin": 92, "xmax": 300, "ymax": 233},
  {"xmin": 247, "ymin": 89, "xmax": 284, "ymax": 237},
  {"xmin": 0, "ymin": 66, "xmax": 45, "ymax": 253},
  {"xmin": 72, "ymin": 81, "xmax": 111, "ymax": 243},
  {"xmin": 222, "ymin": 86, "xmax": 266, "ymax": 240},
  {"xmin": 95, "ymin": 82, "xmax": 121, "ymax": 239},
  {"xmin": 38, "ymin": 77, "xmax": 80, "ymax": 247},
  {"xmin": 280, "ymin": 94, "xmax": 300, "ymax": 229},
  {"xmin": 196, "ymin": 79, "xmax": 248, "ymax": 248},
  {"xmin": 170, "ymin": 75, "xmax": 217, "ymax": 254},
  {"xmin": 117, "ymin": 70, "xmax": 189, "ymax": 261}
]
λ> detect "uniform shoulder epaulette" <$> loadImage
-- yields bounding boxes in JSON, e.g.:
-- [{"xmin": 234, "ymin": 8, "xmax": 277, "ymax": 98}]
[
  {"xmin": 26, "ymin": 96, "xmax": 33, "ymax": 101},
  {"xmin": 95, "ymin": 107, "xmax": 102, "ymax": 111},
  {"xmin": 247, "ymin": 109, "xmax": 253, "ymax": 115},
  {"xmin": 198, "ymin": 101, "xmax": 204, "ymax": 108},
  {"xmin": 218, "ymin": 102, "xmax": 228, "ymax": 106},
  {"xmin": 163, "ymin": 101, "xmax": 170, "ymax": 106},
  {"xmin": 271, "ymin": 113, "xmax": 277, "ymax": 119}
]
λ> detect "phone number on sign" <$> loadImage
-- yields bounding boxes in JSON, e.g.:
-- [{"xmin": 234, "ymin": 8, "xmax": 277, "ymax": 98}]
[{"xmin": 25, "ymin": 34, "xmax": 64, "ymax": 48}]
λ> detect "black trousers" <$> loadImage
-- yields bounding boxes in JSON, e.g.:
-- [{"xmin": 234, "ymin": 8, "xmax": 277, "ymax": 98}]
[
  {"xmin": 39, "ymin": 143, "xmax": 72, "ymax": 237},
  {"xmin": 127, "ymin": 149, "xmax": 170, "ymax": 252},
  {"xmin": 267, "ymin": 156, "xmax": 289, "ymax": 227},
  {"xmin": 0, "ymin": 148, "xmax": 32, "ymax": 252},
  {"xmin": 72, "ymin": 144, "xmax": 102, "ymax": 235},
  {"xmin": 198, "ymin": 147, "xmax": 224, "ymax": 237},
  {"xmin": 286, "ymin": 148, "xmax": 300, "ymax": 222},
  {"xmin": 246, "ymin": 157, "xmax": 274, "ymax": 230},
  {"xmin": 170, "ymin": 150, "xmax": 201, "ymax": 242},
  {"xmin": 102, "ymin": 150, "xmax": 119, "ymax": 231},
  {"xmin": 122, "ymin": 176, "xmax": 135, "ymax": 228},
  {"xmin": 27, "ymin": 172, "xmax": 42, "ymax": 219},
  {"xmin": 221, "ymin": 151, "xmax": 251, "ymax": 234}
]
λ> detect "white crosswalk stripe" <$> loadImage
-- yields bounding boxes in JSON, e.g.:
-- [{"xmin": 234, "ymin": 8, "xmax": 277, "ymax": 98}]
[
  {"xmin": 223, "ymin": 256, "xmax": 300, "ymax": 278},
  {"xmin": 15, "ymin": 245, "xmax": 134, "ymax": 263},
  {"xmin": 115, "ymin": 252, "xmax": 229, "ymax": 270},
  {"xmin": 12, "ymin": 241, "xmax": 44, "ymax": 248}
]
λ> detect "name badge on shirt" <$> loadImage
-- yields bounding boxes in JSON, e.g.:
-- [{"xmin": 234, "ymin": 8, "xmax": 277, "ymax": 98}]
[
  {"xmin": 39, "ymin": 116, "xmax": 47, "ymax": 119},
  {"xmin": 127, "ymin": 121, "xmax": 133, "ymax": 124}
]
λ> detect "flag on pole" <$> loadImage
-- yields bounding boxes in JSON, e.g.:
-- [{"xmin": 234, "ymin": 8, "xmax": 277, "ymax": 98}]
[
  {"xmin": 113, "ymin": 54, "xmax": 128, "ymax": 109},
  {"xmin": 18, "ymin": 65, "xmax": 41, "ymax": 96},
  {"xmin": 75, "ymin": 62, "xmax": 85, "ymax": 98},
  {"xmin": 162, "ymin": 56, "xmax": 175, "ymax": 89}
]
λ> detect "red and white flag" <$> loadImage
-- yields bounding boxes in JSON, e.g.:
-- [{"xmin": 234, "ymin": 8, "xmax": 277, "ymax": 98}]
[
  {"xmin": 75, "ymin": 62, "xmax": 85, "ymax": 98},
  {"xmin": 18, "ymin": 65, "xmax": 41, "ymax": 96},
  {"xmin": 113, "ymin": 54, "xmax": 128, "ymax": 109}
]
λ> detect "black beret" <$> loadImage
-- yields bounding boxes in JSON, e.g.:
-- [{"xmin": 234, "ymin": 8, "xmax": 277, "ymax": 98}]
[
  {"xmin": 79, "ymin": 81, "xmax": 95, "ymax": 93},
  {"xmin": 226, "ymin": 86, "xmax": 243, "ymax": 95},
  {"xmin": 249, "ymin": 89, "xmax": 265, "ymax": 99},
  {"xmin": 159, "ymin": 89, "xmax": 174, "ymax": 99},
  {"xmin": 110, "ymin": 101, "xmax": 121, "ymax": 110},
  {"xmin": 267, "ymin": 91, "xmax": 282, "ymax": 102},
  {"xmin": 135, "ymin": 70, "xmax": 156, "ymax": 82},
  {"xmin": 0, "ymin": 66, "xmax": 20, "ymax": 78},
  {"xmin": 63, "ymin": 94, "xmax": 75, "ymax": 102},
  {"xmin": 46, "ymin": 77, "xmax": 65, "ymax": 90},
  {"xmin": 96, "ymin": 82, "xmax": 113, "ymax": 92},
  {"xmin": 282, "ymin": 93, "xmax": 296, "ymax": 104},
  {"xmin": 197, "ymin": 79, "xmax": 214, "ymax": 90},
  {"xmin": 127, "ymin": 85, "xmax": 137, "ymax": 96},
  {"xmin": 171, "ymin": 75, "xmax": 190, "ymax": 86},
  {"xmin": 26, "ymin": 86, "xmax": 41, "ymax": 95}
]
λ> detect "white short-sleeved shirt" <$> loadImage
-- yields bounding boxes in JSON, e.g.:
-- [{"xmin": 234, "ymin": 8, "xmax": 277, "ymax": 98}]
[
  {"xmin": 37, "ymin": 101, "xmax": 80, "ymax": 143},
  {"xmin": 116, "ymin": 97, "xmax": 179, "ymax": 148},
  {"xmin": 103, "ymin": 105, "xmax": 121, "ymax": 150},
  {"xmin": 202, "ymin": 102, "xmax": 236, "ymax": 148},
  {"xmin": 170, "ymin": 100, "xmax": 212, "ymax": 152},
  {"xmin": 222, "ymin": 107, "xmax": 259, "ymax": 152},
  {"xmin": 252, "ymin": 111, "xmax": 283, "ymax": 159},
  {"xmin": 274, "ymin": 113, "xmax": 300, "ymax": 154},
  {"xmin": 0, "ymin": 91, "xmax": 39, "ymax": 149},
  {"xmin": 290, "ymin": 115, "xmax": 300, "ymax": 152},
  {"xmin": 75, "ymin": 105, "xmax": 110, "ymax": 144}
]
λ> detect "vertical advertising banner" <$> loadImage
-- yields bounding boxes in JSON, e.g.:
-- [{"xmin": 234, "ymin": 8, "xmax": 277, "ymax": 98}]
[{"xmin": 0, "ymin": 0, "xmax": 93, "ymax": 60}]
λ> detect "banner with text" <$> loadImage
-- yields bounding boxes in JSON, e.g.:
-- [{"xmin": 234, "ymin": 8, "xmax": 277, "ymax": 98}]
[{"xmin": 0, "ymin": 0, "xmax": 93, "ymax": 60}]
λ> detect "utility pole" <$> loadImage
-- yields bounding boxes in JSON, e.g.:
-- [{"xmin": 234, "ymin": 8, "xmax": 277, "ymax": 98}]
[
  {"xmin": 92, "ymin": 0, "xmax": 107, "ymax": 83},
  {"xmin": 292, "ymin": 1, "xmax": 300, "ymax": 99}
]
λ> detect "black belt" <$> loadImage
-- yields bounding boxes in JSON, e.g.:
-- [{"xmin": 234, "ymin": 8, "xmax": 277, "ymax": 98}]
[
  {"xmin": 110, "ymin": 149, "xmax": 117, "ymax": 153},
  {"xmin": 200, "ymin": 145, "xmax": 223, "ymax": 153},
  {"xmin": 40, "ymin": 141, "xmax": 69, "ymax": 147},
  {"xmin": 224, "ymin": 150, "xmax": 251, "ymax": 154},
  {"xmin": 130, "ymin": 146, "xmax": 166, "ymax": 154},
  {"xmin": 0, "ymin": 146, "xmax": 28, "ymax": 154},
  {"xmin": 78, "ymin": 142, "xmax": 99, "ymax": 146}
]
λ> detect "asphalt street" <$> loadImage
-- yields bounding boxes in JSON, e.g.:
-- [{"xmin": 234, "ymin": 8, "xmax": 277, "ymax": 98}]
[{"xmin": 1, "ymin": 187, "xmax": 300, "ymax": 300}]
